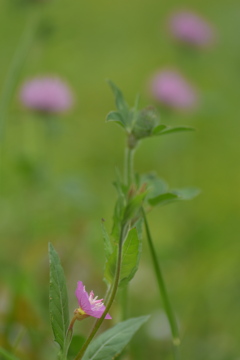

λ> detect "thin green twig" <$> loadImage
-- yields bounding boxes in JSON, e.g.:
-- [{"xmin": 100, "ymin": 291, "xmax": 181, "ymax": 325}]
[
  {"xmin": 142, "ymin": 208, "xmax": 181, "ymax": 358},
  {"xmin": 0, "ymin": 8, "xmax": 40, "ymax": 189},
  {"xmin": 124, "ymin": 146, "xmax": 134, "ymax": 188},
  {"xmin": 0, "ymin": 9, "xmax": 40, "ymax": 139}
]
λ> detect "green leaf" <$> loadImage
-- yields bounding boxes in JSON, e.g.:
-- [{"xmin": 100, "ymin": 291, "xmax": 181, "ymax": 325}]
[
  {"xmin": 0, "ymin": 348, "xmax": 20, "ymax": 360},
  {"xmin": 82, "ymin": 316, "xmax": 150, "ymax": 360},
  {"xmin": 123, "ymin": 191, "xmax": 146, "ymax": 225},
  {"xmin": 148, "ymin": 192, "xmax": 179, "ymax": 206},
  {"xmin": 157, "ymin": 126, "xmax": 195, "ymax": 136},
  {"xmin": 104, "ymin": 227, "xmax": 141, "ymax": 287},
  {"xmin": 108, "ymin": 80, "xmax": 129, "ymax": 119},
  {"xmin": 152, "ymin": 124, "xmax": 167, "ymax": 135},
  {"xmin": 119, "ymin": 227, "xmax": 142, "ymax": 287},
  {"xmin": 173, "ymin": 187, "xmax": 201, "ymax": 200},
  {"xmin": 106, "ymin": 111, "xmax": 125, "ymax": 128},
  {"xmin": 148, "ymin": 187, "xmax": 200, "ymax": 207},
  {"xmin": 49, "ymin": 243, "xmax": 69, "ymax": 351},
  {"xmin": 140, "ymin": 173, "xmax": 168, "ymax": 199}
]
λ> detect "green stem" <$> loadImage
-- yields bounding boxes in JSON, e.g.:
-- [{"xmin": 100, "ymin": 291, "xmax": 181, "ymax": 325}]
[
  {"xmin": 124, "ymin": 146, "xmax": 134, "ymax": 187},
  {"xmin": 142, "ymin": 208, "xmax": 181, "ymax": 356},
  {"xmin": 61, "ymin": 315, "xmax": 78, "ymax": 360},
  {"xmin": 122, "ymin": 145, "xmax": 135, "ymax": 322},
  {"xmin": 0, "ymin": 7, "xmax": 40, "ymax": 190},
  {"xmin": 0, "ymin": 8, "xmax": 40, "ymax": 140},
  {"xmin": 74, "ymin": 226, "xmax": 126, "ymax": 360}
]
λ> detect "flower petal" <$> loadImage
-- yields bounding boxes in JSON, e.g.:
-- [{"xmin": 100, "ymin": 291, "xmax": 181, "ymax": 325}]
[
  {"xmin": 75, "ymin": 281, "xmax": 91, "ymax": 313},
  {"xmin": 87, "ymin": 308, "xmax": 112, "ymax": 319}
]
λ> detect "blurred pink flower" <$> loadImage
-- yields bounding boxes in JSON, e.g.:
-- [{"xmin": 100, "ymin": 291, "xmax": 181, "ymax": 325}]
[
  {"xmin": 74, "ymin": 281, "xmax": 111, "ymax": 320},
  {"xmin": 168, "ymin": 11, "xmax": 215, "ymax": 47},
  {"xmin": 20, "ymin": 77, "xmax": 73, "ymax": 113},
  {"xmin": 150, "ymin": 70, "xmax": 198, "ymax": 110}
]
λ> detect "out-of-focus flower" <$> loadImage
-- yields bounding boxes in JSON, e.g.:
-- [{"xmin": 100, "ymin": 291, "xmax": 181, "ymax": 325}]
[
  {"xmin": 19, "ymin": 77, "xmax": 73, "ymax": 113},
  {"xmin": 168, "ymin": 11, "xmax": 215, "ymax": 47},
  {"xmin": 74, "ymin": 281, "xmax": 111, "ymax": 320},
  {"xmin": 150, "ymin": 70, "xmax": 198, "ymax": 110}
]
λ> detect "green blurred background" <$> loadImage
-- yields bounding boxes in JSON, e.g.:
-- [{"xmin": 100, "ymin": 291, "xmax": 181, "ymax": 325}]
[{"xmin": 0, "ymin": 0, "xmax": 240, "ymax": 359}]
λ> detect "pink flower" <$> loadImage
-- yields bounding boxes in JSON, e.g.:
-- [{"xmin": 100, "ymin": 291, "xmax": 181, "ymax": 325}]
[
  {"xmin": 19, "ymin": 77, "xmax": 73, "ymax": 113},
  {"xmin": 74, "ymin": 281, "xmax": 111, "ymax": 320},
  {"xmin": 168, "ymin": 11, "xmax": 215, "ymax": 47},
  {"xmin": 150, "ymin": 70, "xmax": 198, "ymax": 110}
]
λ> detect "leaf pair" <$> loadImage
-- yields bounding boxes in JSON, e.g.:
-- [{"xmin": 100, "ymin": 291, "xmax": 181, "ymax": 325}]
[
  {"xmin": 103, "ymin": 176, "xmax": 145, "ymax": 288},
  {"xmin": 106, "ymin": 81, "xmax": 195, "ymax": 142},
  {"xmin": 106, "ymin": 81, "xmax": 160, "ymax": 139},
  {"xmin": 138, "ymin": 172, "xmax": 200, "ymax": 207},
  {"xmin": 104, "ymin": 227, "xmax": 142, "ymax": 288}
]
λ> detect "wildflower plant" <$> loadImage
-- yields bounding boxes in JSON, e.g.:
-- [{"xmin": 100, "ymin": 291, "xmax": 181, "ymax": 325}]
[
  {"xmin": 48, "ymin": 82, "xmax": 199, "ymax": 360},
  {"xmin": 168, "ymin": 10, "xmax": 215, "ymax": 48},
  {"xmin": 20, "ymin": 77, "xmax": 74, "ymax": 114},
  {"xmin": 149, "ymin": 69, "xmax": 198, "ymax": 110}
]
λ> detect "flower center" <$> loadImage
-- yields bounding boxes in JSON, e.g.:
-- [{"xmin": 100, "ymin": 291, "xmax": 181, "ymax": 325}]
[
  {"xmin": 88, "ymin": 291, "xmax": 104, "ymax": 310},
  {"xmin": 76, "ymin": 307, "xmax": 86, "ymax": 316}
]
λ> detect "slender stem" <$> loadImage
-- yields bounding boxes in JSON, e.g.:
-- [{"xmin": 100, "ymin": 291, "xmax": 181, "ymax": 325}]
[
  {"xmin": 68, "ymin": 314, "xmax": 78, "ymax": 333},
  {"xmin": 0, "ymin": 8, "xmax": 40, "ymax": 189},
  {"xmin": 124, "ymin": 146, "xmax": 134, "ymax": 187},
  {"xmin": 0, "ymin": 8, "xmax": 40, "ymax": 140},
  {"xmin": 142, "ymin": 208, "xmax": 181, "ymax": 356},
  {"xmin": 121, "ymin": 145, "xmax": 135, "ymax": 321},
  {"xmin": 61, "ymin": 315, "xmax": 78, "ymax": 360},
  {"xmin": 74, "ymin": 227, "xmax": 126, "ymax": 360}
]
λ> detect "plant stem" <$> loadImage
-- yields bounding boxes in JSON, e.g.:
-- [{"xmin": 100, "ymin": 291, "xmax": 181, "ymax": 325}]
[
  {"xmin": 124, "ymin": 146, "xmax": 134, "ymax": 188},
  {"xmin": 0, "ymin": 7, "xmax": 40, "ymax": 189},
  {"xmin": 74, "ymin": 226, "xmax": 126, "ymax": 360},
  {"xmin": 0, "ymin": 8, "xmax": 40, "ymax": 140},
  {"xmin": 142, "ymin": 208, "xmax": 181, "ymax": 358},
  {"xmin": 121, "ymin": 145, "xmax": 135, "ymax": 321},
  {"xmin": 61, "ymin": 315, "xmax": 78, "ymax": 360}
]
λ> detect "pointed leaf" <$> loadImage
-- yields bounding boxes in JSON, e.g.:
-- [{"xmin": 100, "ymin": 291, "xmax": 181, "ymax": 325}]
[
  {"xmin": 104, "ymin": 227, "xmax": 141, "ymax": 287},
  {"xmin": 148, "ymin": 187, "xmax": 200, "ymax": 207},
  {"xmin": 82, "ymin": 316, "xmax": 150, "ymax": 360},
  {"xmin": 108, "ymin": 80, "xmax": 129, "ymax": 119},
  {"xmin": 123, "ymin": 191, "xmax": 146, "ymax": 225},
  {"xmin": 119, "ymin": 227, "xmax": 142, "ymax": 287},
  {"xmin": 148, "ymin": 192, "xmax": 179, "ymax": 206},
  {"xmin": 173, "ymin": 187, "xmax": 201, "ymax": 200},
  {"xmin": 49, "ymin": 243, "xmax": 69, "ymax": 351},
  {"xmin": 158, "ymin": 126, "xmax": 195, "ymax": 135},
  {"xmin": 152, "ymin": 124, "xmax": 167, "ymax": 135},
  {"xmin": 106, "ymin": 111, "xmax": 125, "ymax": 128},
  {"xmin": 140, "ymin": 173, "xmax": 168, "ymax": 199},
  {"xmin": 0, "ymin": 348, "xmax": 20, "ymax": 360}
]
